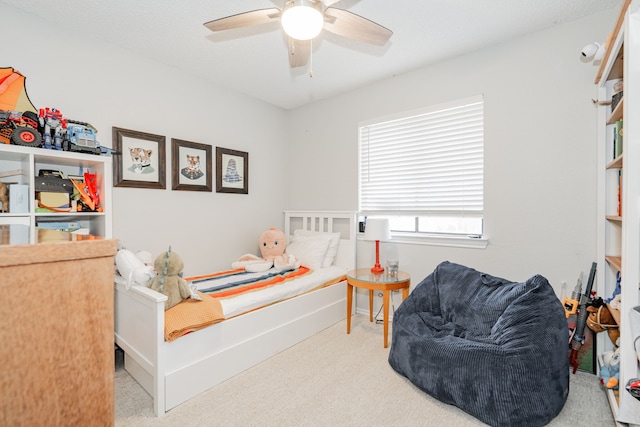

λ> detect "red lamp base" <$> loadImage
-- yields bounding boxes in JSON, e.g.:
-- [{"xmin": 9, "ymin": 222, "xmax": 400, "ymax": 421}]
[
  {"xmin": 370, "ymin": 265, "xmax": 384, "ymax": 274},
  {"xmin": 370, "ymin": 239, "xmax": 385, "ymax": 274}
]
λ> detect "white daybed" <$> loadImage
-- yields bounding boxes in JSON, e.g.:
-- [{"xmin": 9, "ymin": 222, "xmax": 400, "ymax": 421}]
[{"xmin": 114, "ymin": 211, "xmax": 357, "ymax": 416}]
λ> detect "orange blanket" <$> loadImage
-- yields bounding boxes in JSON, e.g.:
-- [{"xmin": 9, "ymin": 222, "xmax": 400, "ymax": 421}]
[{"xmin": 164, "ymin": 291, "xmax": 224, "ymax": 342}]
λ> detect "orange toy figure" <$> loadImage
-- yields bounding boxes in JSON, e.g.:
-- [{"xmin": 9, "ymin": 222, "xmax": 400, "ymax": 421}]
[{"xmin": 70, "ymin": 171, "xmax": 101, "ymax": 212}]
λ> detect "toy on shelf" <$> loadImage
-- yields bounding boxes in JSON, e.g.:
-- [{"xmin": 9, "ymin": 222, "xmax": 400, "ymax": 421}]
[
  {"xmin": 0, "ymin": 109, "xmax": 42, "ymax": 147},
  {"xmin": 70, "ymin": 171, "xmax": 101, "ymax": 212},
  {"xmin": 38, "ymin": 107, "xmax": 67, "ymax": 150},
  {"xmin": 585, "ymin": 297, "xmax": 620, "ymax": 346},
  {"xmin": 34, "ymin": 169, "xmax": 101, "ymax": 213},
  {"xmin": 64, "ymin": 120, "xmax": 116, "ymax": 156},
  {"xmin": 0, "ymin": 68, "xmax": 37, "ymax": 114},
  {"xmin": 1, "ymin": 68, "xmax": 117, "ymax": 156},
  {"xmin": 34, "ymin": 169, "xmax": 74, "ymax": 212},
  {"xmin": 627, "ymin": 378, "xmax": 640, "ymax": 400},
  {"xmin": 599, "ymin": 348, "xmax": 621, "ymax": 390}
]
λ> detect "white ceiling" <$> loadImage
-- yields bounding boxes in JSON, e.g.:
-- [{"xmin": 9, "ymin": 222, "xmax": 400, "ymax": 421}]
[{"xmin": 1, "ymin": 0, "xmax": 621, "ymax": 110}]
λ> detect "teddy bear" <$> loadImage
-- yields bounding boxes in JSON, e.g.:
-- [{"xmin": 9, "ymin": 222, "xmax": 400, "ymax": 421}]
[
  {"xmin": 232, "ymin": 227, "xmax": 300, "ymax": 273},
  {"xmin": 146, "ymin": 246, "xmax": 192, "ymax": 310},
  {"xmin": 586, "ymin": 297, "xmax": 620, "ymax": 346},
  {"xmin": 599, "ymin": 347, "xmax": 621, "ymax": 389}
]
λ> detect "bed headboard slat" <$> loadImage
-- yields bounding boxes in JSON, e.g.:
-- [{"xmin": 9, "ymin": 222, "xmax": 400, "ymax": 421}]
[{"xmin": 284, "ymin": 211, "xmax": 357, "ymax": 270}]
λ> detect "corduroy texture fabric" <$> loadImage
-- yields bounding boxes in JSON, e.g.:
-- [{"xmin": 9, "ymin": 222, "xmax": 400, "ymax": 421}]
[{"xmin": 388, "ymin": 261, "xmax": 569, "ymax": 427}]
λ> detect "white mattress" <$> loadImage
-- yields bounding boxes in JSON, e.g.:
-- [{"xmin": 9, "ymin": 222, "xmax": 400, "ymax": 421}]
[{"xmin": 114, "ymin": 265, "xmax": 347, "ymax": 319}]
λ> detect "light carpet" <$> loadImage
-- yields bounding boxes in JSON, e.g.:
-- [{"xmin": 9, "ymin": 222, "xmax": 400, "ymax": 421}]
[{"xmin": 115, "ymin": 315, "xmax": 615, "ymax": 426}]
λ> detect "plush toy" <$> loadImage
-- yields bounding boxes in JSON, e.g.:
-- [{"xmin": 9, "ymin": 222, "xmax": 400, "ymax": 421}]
[
  {"xmin": 115, "ymin": 248, "xmax": 156, "ymax": 290},
  {"xmin": 232, "ymin": 227, "xmax": 300, "ymax": 273},
  {"xmin": 146, "ymin": 246, "xmax": 192, "ymax": 310},
  {"xmin": 609, "ymin": 293, "xmax": 621, "ymax": 310},
  {"xmin": 600, "ymin": 347, "xmax": 621, "ymax": 389},
  {"xmin": 586, "ymin": 298, "xmax": 620, "ymax": 346}
]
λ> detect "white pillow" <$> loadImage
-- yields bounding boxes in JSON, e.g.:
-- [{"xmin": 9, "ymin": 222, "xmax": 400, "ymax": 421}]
[
  {"xmin": 285, "ymin": 234, "xmax": 331, "ymax": 270},
  {"xmin": 294, "ymin": 229, "xmax": 341, "ymax": 268}
]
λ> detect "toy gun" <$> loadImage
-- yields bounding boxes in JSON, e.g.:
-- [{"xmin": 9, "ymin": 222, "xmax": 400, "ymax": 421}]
[
  {"xmin": 563, "ymin": 273, "xmax": 582, "ymax": 319},
  {"xmin": 569, "ymin": 262, "xmax": 597, "ymax": 374}
]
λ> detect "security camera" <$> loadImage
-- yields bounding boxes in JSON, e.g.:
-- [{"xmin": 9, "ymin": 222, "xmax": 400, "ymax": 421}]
[{"xmin": 581, "ymin": 42, "xmax": 600, "ymax": 59}]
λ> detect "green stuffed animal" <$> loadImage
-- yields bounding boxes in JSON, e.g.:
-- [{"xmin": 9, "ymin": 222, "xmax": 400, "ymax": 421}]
[{"xmin": 146, "ymin": 246, "xmax": 191, "ymax": 310}]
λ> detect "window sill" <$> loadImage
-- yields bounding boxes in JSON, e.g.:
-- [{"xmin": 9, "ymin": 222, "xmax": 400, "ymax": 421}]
[{"xmin": 358, "ymin": 232, "xmax": 488, "ymax": 249}]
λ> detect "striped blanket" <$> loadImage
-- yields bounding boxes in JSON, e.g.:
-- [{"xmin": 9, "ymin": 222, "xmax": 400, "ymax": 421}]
[
  {"xmin": 188, "ymin": 267, "xmax": 312, "ymax": 299},
  {"xmin": 164, "ymin": 267, "xmax": 322, "ymax": 341}
]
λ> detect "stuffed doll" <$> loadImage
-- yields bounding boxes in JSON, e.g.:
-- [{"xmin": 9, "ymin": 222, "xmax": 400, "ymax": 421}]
[
  {"xmin": 115, "ymin": 248, "xmax": 156, "ymax": 290},
  {"xmin": 586, "ymin": 297, "xmax": 620, "ymax": 346},
  {"xmin": 233, "ymin": 227, "xmax": 300, "ymax": 273},
  {"xmin": 146, "ymin": 246, "xmax": 192, "ymax": 310},
  {"xmin": 599, "ymin": 347, "xmax": 621, "ymax": 389}
]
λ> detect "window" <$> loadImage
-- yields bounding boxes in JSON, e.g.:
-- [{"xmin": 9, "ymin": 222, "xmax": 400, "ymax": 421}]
[{"xmin": 359, "ymin": 95, "xmax": 484, "ymax": 239}]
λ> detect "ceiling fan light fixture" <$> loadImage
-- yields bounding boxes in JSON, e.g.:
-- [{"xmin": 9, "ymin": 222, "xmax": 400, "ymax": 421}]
[{"xmin": 281, "ymin": 0, "xmax": 324, "ymax": 41}]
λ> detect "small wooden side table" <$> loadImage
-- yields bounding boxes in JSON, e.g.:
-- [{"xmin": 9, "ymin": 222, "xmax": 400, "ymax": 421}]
[{"xmin": 346, "ymin": 268, "xmax": 410, "ymax": 348}]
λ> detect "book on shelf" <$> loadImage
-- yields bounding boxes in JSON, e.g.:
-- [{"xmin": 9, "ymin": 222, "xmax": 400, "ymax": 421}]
[
  {"xmin": 36, "ymin": 221, "xmax": 80, "ymax": 231},
  {"xmin": 618, "ymin": 170, "xmax": 622, "ymax": 217},
  {"xmin": 614, "ymin": 119, "xmax": 623, "ymax": 159},
  {"xmin": 611, "ymin": 79, "xmax": 623, "ymax": 111}
]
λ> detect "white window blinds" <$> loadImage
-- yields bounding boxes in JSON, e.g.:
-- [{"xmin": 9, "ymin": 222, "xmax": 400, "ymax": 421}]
[{"xmin": 359, "ymin": 95, "xmax": 484, "ymax": 215}]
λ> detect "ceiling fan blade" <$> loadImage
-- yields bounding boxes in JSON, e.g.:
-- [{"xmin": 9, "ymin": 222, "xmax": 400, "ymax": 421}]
[
  {"xmin": 288, "ymin": 37, "xmax": 311, "ymax": 68},
  {"xmin": 321, "ymin": 0, "xmax": 343, "ymax": 7},
  {"xmin": 323, "ymin": 8, "xmax": 392, "ymax": 46},
  {"xmin": 204, "ymin": 8, "xmax": 281, "ymax": 32}
]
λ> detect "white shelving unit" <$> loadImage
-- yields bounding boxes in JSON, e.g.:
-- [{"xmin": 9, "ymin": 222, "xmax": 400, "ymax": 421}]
[
  {"xmin": 0, "ymin": 143, "xmax": 112, "ymax": 244},
  {"xmin": 596, "ymin": 0, "xmax": 640, "ymax": 423}
]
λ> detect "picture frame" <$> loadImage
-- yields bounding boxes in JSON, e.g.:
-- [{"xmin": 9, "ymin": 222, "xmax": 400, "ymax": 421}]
[
  {"xmin": 112, "ymin": 127, "xmax": 166, "ymax": 189},
  {"xmin": 216, "ymin": 147, "xmax": 248, "ymax": 194},
  {"xmin": 171, "ymin": 139, "xmax": 212, "ymax": 192}
]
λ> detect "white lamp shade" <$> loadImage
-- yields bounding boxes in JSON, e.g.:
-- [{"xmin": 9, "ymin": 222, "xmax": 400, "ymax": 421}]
[
  {"xmin": 364, "ymin": 218, "xmax": 391, "ymax": 241},
  {"xmin": 281, "ymin": 0, "xmax": 324, "ymax": 41}
]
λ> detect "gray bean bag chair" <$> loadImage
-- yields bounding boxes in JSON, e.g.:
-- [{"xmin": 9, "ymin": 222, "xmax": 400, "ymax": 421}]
[{"xmin": 388, "ymin": 261, "xmax": 569, "ymax": 427}]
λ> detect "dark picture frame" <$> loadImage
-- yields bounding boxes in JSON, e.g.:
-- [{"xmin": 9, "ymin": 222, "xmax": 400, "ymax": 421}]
[
  {"xmin": 216, "ymin": 147, "xmax": 248, "ymax": 194},
  {"xmin": 112, "ymin": 127, "xmax": 166, "ymax": 189},
  {"xmin": 171, "ymin": 139, "xmax": 212, "ymax": 192}
]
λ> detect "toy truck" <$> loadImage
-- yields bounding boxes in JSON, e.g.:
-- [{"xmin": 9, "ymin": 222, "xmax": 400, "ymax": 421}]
[
  {"xmin": 63, "ymin": 120, "xmax": 102, "ymax": 155},
  {"xmin": 0, "ymin": 109, "xmax": 42, "ymax": 147}
]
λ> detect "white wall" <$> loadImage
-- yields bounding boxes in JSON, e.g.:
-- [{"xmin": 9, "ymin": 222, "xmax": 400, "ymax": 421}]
[
  {"xmin": 1, "ymin": 3, "xmax": 618, "ymax": 302},
  {"xmin": 1, "ymin": 4, "xmax": 288, "ymax": 276},
  {"xmin": 285, "ymin": 9, "xmax": 618, "ymax": 311}
]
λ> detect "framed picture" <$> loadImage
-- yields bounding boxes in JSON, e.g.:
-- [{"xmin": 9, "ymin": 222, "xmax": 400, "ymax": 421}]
[
  {"xmin": 171, "ymin": 139, "xmax": 212, "ymax": 192},
  {"xmin": 112, "ymin": 127, "xmax": 166, "ymax": 189},
  {"xmin": 216, "ymin": 147, "xmax": 248, "ymax": 194}
]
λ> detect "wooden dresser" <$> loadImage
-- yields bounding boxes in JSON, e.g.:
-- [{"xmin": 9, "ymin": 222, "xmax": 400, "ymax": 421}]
[{"xmin": 0, "ymin": 239, "xmax": 117, "ymax": 427}]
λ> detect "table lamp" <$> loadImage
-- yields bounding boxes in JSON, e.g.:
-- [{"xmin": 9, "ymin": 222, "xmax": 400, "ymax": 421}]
[{"xmin": 364, "ymin": 217, "xmax": 391, "ymax": 273}]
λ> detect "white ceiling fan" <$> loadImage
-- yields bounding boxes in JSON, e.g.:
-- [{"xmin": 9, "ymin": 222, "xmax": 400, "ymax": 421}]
[{"xmin": 203, "ymin": 0, "xmax": 393, "ymax": 68}]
